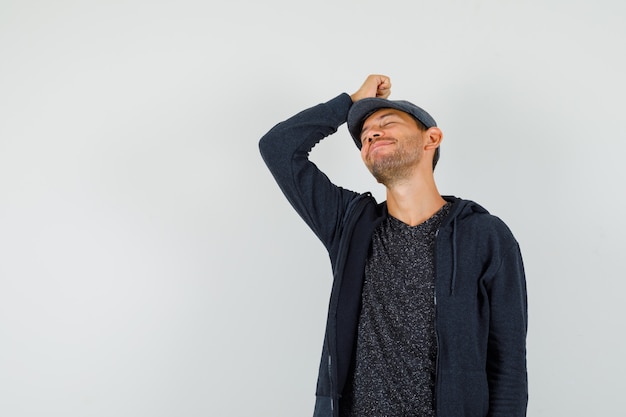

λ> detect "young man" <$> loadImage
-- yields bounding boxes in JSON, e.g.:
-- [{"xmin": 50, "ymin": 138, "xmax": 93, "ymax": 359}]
[{"xmin": 259, "ymin": 75, "xmax": 528, "ymax": 417}]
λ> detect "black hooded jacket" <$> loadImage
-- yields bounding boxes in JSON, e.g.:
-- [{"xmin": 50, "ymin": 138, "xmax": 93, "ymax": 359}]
[{"xmin": 259, "ymin": 93, "xmax": 528, "ymax": 417}]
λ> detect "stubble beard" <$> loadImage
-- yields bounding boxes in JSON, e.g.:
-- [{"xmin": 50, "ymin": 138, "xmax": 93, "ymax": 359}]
[{"xmin": 366, "ymin": 138, "xmax": 422, "ymax": 187}]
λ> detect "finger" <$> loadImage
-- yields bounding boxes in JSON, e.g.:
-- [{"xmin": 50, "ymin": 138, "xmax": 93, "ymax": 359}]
[
  {"xmin": 378, "ymin": 76, "xmax": 391, "ymax": 90},
  {"xmin": 375, "ymin": 76, "xmax": 391, "ymax": 98},
  {"xmin": 376, "ymin": 84, "xmax": 391, "ymax": 99}
]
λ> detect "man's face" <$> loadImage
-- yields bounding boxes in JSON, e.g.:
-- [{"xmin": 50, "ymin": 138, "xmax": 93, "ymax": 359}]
[{"xmin": 359, "ymin": 108, "xmax": 425, "ymax": 186}]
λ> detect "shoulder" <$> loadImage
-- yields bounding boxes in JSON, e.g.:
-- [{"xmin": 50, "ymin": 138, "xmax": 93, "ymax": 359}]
[{"xmin": 451, "ymin": 198, "xmax": 519, "ymax": 250}]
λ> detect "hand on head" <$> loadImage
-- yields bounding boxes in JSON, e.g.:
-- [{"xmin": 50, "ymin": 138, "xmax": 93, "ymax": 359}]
[{"xmin": 351, "ymin": 74, "xmax": 391, "ymax": 102}]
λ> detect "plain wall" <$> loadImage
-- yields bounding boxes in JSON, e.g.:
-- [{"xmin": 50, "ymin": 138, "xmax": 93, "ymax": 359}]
[{"xmin": 1, "ymin": 0, "xmax": 625, "ymax": 416}]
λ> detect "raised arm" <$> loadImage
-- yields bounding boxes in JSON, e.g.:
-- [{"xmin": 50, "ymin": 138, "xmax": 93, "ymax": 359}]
[
  {"xmin": 258, "ymin": 75, "xmax": 392, "ymax": 250},
  {"xmin": 258, "ymin": 92, "xmax": 356, "ymax": 249}
]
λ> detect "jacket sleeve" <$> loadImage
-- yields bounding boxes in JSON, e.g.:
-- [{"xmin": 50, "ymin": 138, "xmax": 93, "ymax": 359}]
[
  {"xmin": 485, "ymin": 241, "xmax": 528, "ymax": 417},
  {"xmin": 258, "ymin": 93, "xmax": 359, "ymax": 251}
]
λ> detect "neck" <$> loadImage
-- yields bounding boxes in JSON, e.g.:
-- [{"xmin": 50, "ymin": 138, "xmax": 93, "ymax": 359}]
[{"xmin": 384, "ymin": 171, "xmax": 446, "ymax": 227}]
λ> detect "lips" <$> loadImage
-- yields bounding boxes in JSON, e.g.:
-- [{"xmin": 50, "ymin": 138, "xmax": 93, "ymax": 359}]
[{"xmin": 369, "ymin": 139, "xmax": 395, "ymax": 153}]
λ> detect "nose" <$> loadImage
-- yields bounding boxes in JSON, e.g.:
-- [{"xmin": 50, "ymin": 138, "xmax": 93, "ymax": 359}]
[{"xmin": 365, "ymin": 131, "xmax": 382, "ymax": 144}]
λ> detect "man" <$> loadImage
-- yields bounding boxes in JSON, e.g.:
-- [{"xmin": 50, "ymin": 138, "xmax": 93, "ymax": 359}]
[{"xmin": 259, "ymin": 74, "xmax": 528, "ymax": 417}]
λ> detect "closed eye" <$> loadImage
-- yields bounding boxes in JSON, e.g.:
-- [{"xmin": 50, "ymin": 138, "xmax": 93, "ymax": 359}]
[{"xmin": 360, "ymin": 112, "xmax": 403, "ymax": 142}]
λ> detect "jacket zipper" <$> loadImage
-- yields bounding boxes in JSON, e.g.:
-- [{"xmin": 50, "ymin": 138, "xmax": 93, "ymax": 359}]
[
  {"xmin": 328, "ymin": 355, "xmax": 334, "ymax": 412},
  {"xmin": 433, "ymin": 228, "xmax": 441, "ymax": 415}
]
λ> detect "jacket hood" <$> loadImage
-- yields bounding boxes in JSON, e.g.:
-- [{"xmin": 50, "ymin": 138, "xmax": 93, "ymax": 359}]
[
  {"xmin": 440, "ymin": 196, "xmax": 489, "ymax": 296},
  {"xmin": 441, "ymin": 196, "xmax": 489, "ymax": 224}
]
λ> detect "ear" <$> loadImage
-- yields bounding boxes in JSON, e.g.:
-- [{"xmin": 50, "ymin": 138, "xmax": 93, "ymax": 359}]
[{"xmin": 423, "ymin": 127, "xmax": 443, "ymax": 151}]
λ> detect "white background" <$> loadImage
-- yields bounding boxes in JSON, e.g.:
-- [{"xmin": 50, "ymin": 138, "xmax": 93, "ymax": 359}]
[{"xmin": 1, "ymin": 0, "xmax": 625, "ymax": 416}]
